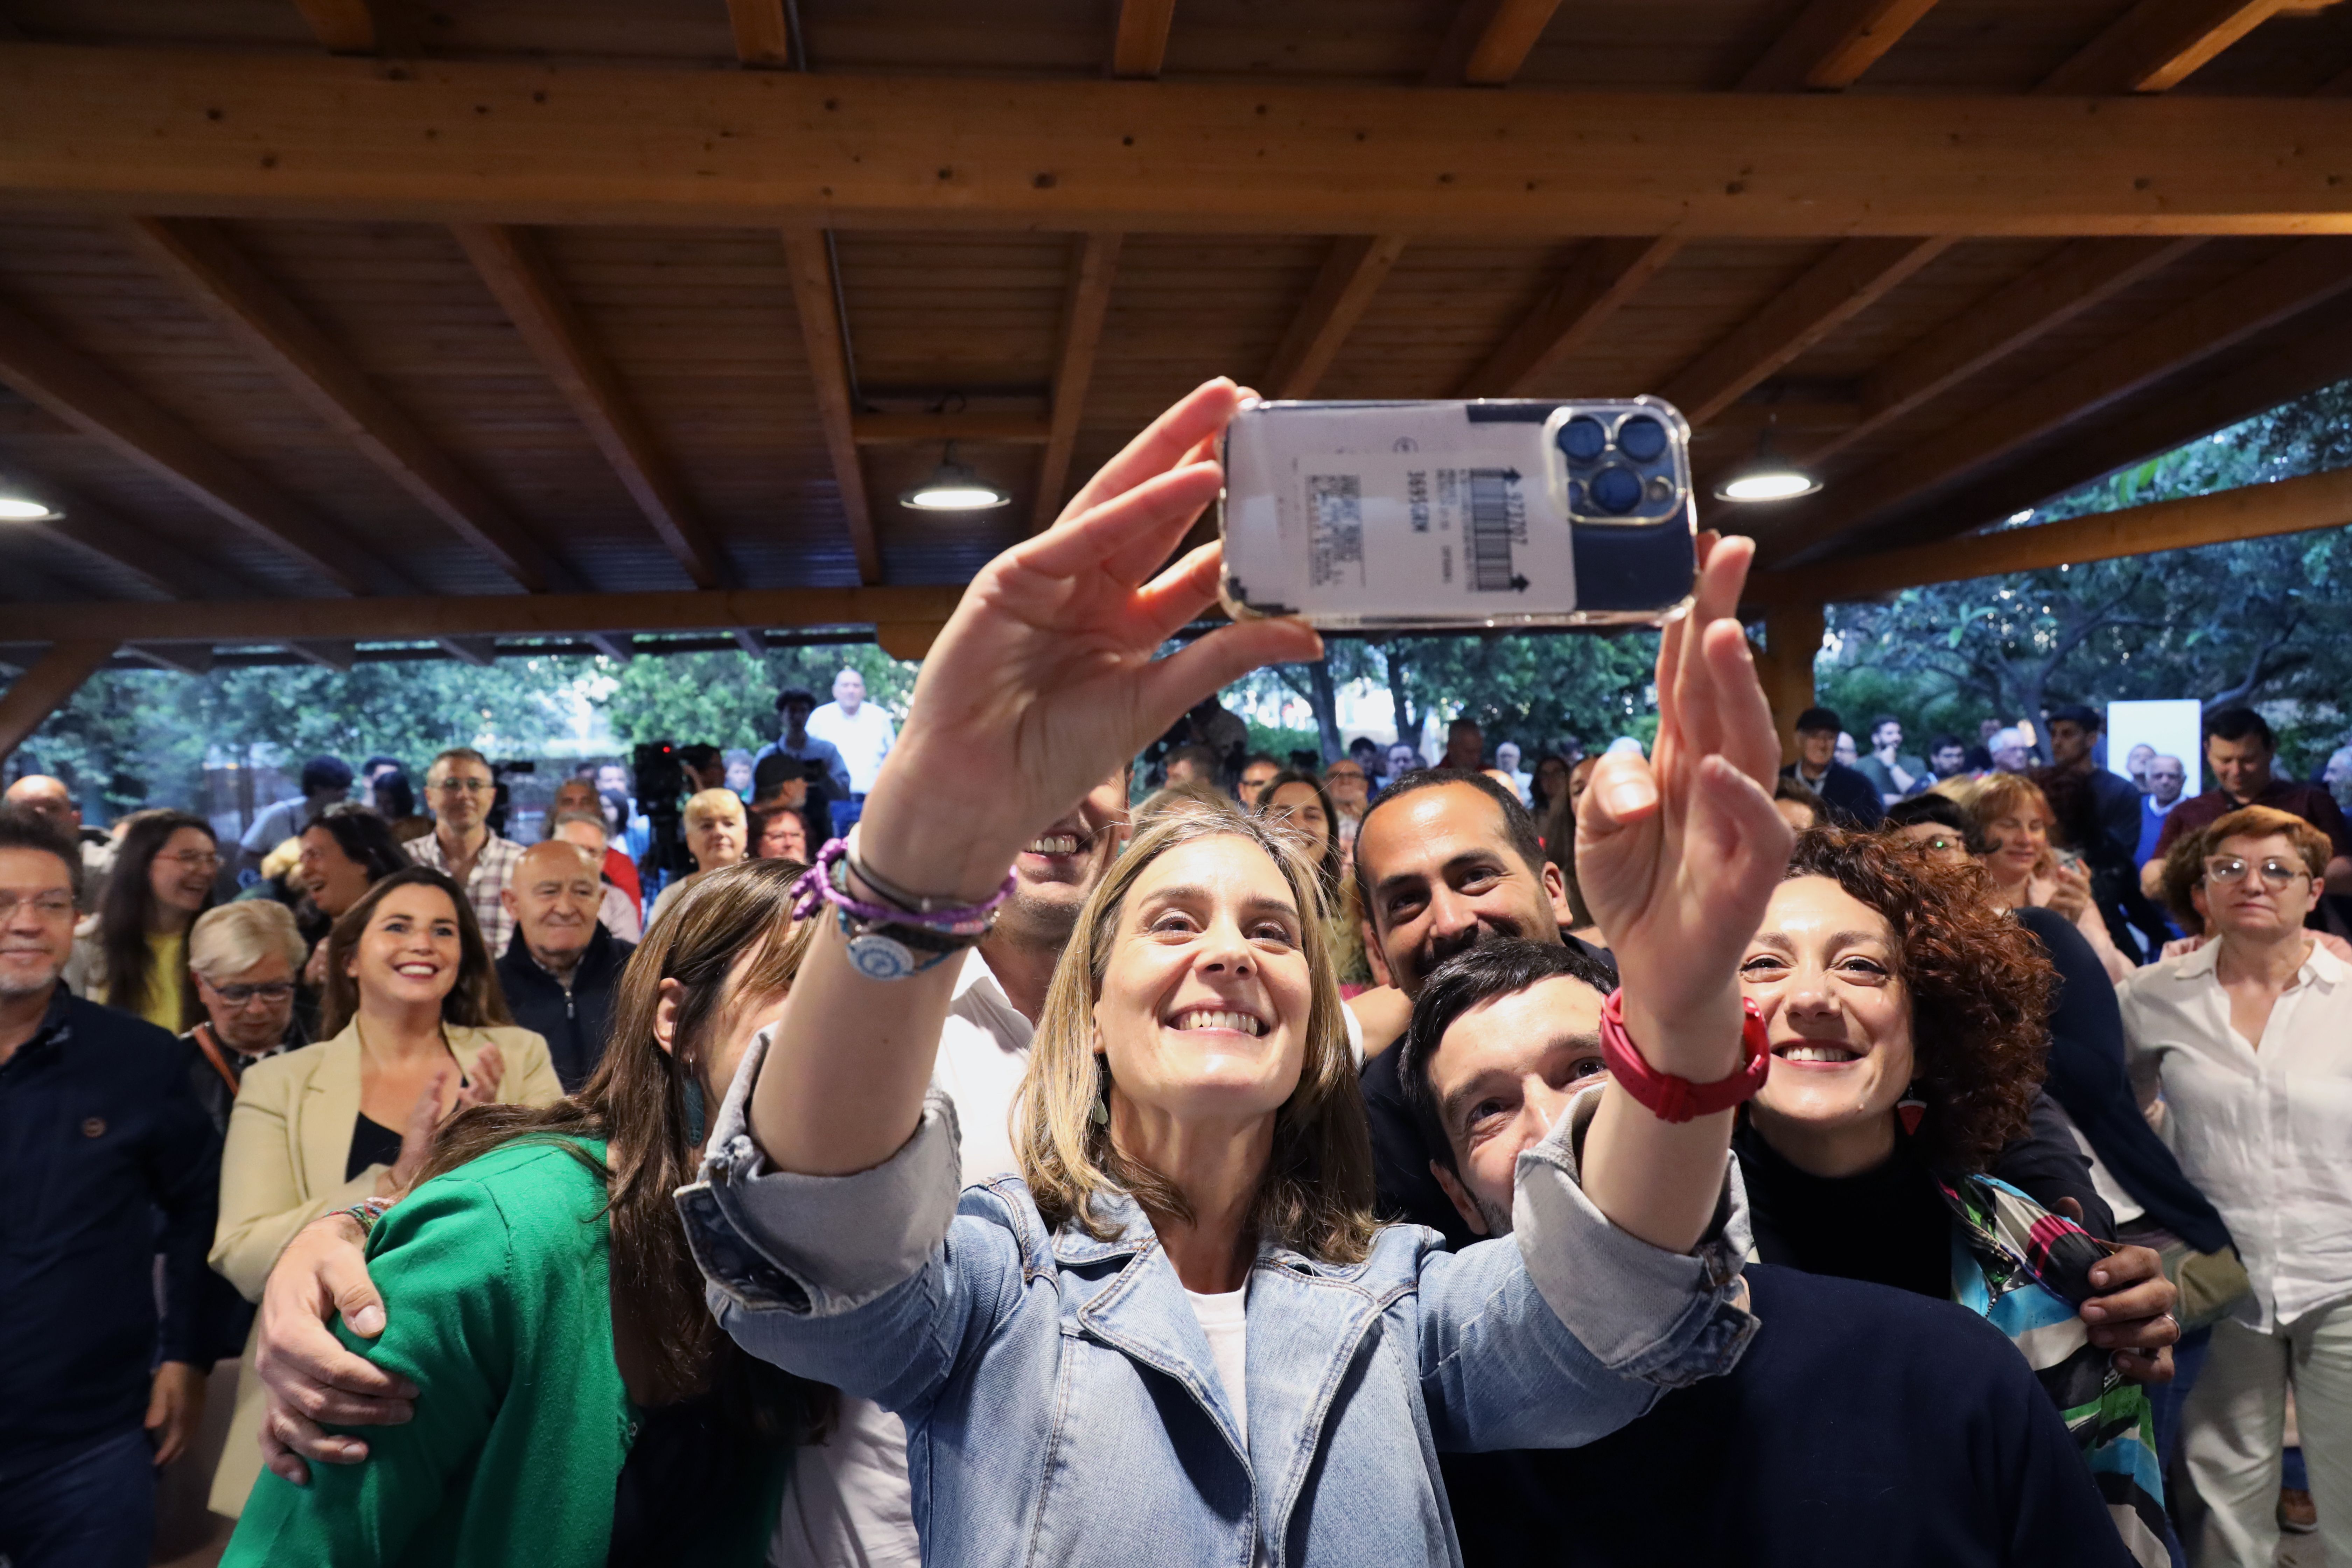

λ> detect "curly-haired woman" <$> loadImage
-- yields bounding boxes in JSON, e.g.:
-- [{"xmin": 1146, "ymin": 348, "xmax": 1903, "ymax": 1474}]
[{"xmin": 1735, "ymin": 828, "xmax": 2178, "ymax": 1566}]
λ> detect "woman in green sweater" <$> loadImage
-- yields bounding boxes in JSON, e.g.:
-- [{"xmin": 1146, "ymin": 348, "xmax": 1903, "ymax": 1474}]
[{"xmin": 223, "ymin": 859, "xmax": 827, "ymax": 1568}]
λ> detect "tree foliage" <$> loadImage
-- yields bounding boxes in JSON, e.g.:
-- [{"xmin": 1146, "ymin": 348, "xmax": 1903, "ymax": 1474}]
[{"xmin": 1820, "ymin": 378, "xmax": 2352, "ymax": 772}]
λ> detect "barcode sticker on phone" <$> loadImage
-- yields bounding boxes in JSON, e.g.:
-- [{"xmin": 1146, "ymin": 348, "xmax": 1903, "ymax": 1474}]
[
  {"xmin": 1464, "ymin": 469, "xmax": 1526, "ymax": 593},
  {"xmin": 1308, "ymin": 474, "xmax": 1364, "ymax": 588}
]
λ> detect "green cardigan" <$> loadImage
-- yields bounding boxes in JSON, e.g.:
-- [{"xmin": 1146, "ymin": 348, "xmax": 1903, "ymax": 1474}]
[{"xmin": 223, "ymin": 1137, "xmax": 783, "ymax": 1568}]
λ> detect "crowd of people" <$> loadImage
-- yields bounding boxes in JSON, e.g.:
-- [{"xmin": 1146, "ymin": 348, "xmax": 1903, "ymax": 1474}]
[{"xmin": 0, "ymin": 380, "xmax": 2344, "ymax": 1568}]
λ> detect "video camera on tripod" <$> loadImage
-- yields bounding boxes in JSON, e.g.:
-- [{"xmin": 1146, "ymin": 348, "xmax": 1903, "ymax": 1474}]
[{"xmin": 632, "ymin": 741, "xmax": 696, "ymax": 883}]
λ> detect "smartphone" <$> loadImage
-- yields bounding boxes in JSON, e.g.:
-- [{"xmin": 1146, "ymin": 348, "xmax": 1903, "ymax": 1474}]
[{"xmin": 1218, "ymin": 398, "xmax": 1698, "ymax": 632}]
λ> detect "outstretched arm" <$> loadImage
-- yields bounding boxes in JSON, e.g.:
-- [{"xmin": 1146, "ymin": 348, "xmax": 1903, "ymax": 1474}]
[
  {"xmin": 1573, "ymin": 536, "xmax": 1793, "ymax": 1254},
  {"xmin": 746, "ymin": 380, "xmax": 1320, "ymax": 1177}
]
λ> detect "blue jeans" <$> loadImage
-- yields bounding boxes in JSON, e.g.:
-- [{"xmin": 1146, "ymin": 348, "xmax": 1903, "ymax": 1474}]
[
  {"xmin": 827, "ymin": 795, "xmax": 865, "ymax": 838},
  {"xmin": 0, "ymin": 1427, "xmax": 154, "ymax": 1568}
]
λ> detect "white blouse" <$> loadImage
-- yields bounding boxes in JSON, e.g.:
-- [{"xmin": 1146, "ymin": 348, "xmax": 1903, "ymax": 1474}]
[{"xmin": 2118, "ymin": 940, "xmax": 2352, "ymax": 1332}]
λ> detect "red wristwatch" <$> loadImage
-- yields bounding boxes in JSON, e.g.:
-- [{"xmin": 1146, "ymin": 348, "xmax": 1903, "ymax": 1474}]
[{"xmin": 1596, "ymin": 987, "xmax": 1772, "ymax": 1124}]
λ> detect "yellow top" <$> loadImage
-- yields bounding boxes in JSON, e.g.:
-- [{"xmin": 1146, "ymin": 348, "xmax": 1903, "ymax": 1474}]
[{"xmin": 132, "ymin": 929, "xmax": 187, "ymax": 1034}]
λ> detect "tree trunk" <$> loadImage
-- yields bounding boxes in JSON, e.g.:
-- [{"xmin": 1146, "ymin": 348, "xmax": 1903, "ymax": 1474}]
[
  {"xmin": 1306, "ymin": 658, "xmax": 1343, "ymax": 764},
  {"xmin": 1384, "ymin": 642, "xmax": 1416, "ymax": 751}
]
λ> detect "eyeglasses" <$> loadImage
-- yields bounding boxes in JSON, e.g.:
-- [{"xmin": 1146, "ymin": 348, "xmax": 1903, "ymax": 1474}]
[
  {"xmin": 431, "ymin": 778, "xmax": 492, "ymax": 796},
  {"xmin": 0, "ymin": 892, "xmax": 75, "ymax": 920},
  {"xmin": 2204, "ymin": 856, "xmax": 2309, "ymax": 890},
  {"xmin": 206, "ymin": 980, "xmax": 296, "ymax": 1006},
  {"xmin": 1912, "ymin": 834, "xmax": 1962, "ymax": 853},
  {"xmin": 158, "ymin": 850, "xmax": 222, "ymax": 872}
]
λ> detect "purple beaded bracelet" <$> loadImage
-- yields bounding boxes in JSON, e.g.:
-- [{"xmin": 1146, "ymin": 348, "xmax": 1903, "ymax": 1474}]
[{"xmin": 789, "ymin": 837, "xmax": 1015, "ymax": 937}]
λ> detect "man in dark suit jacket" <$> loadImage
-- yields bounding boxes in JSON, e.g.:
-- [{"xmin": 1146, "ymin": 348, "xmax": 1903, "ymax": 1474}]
[{"xmin": 1780, "ymin": 705, "xmax": 1885, "ymax": 827}]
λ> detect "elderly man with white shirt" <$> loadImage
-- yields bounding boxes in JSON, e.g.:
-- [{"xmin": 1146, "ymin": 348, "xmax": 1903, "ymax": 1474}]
[
  {"xmin": 2120, "ymin": 804, "xmax": 2352, "ymax": 1568},
  {"xmin": 804, "ymin": 668, "xmax": 896, "ymax": 836}
]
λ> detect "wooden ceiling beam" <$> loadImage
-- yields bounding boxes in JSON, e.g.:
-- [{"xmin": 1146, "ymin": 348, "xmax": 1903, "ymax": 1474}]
[
  {"xmin": 436, "ymin": 636, "xmax": 496, "ymax": 665},
  {"xmin": 780, "ymin": 227, "xmax": 881, "ymax": 582},
  {"xmin": 454, "ymin": 224, "xmax": 726, "ymax": 590},
  {"xmin": 1111, "ymin": 0, "xmax": 1177, "ymax": 78},
  {"xmin": 14, "ymin": 48, "xmax": 2352, "ymax": 238},
  {"xmin": 1801, "ymin": 236, "xmax": 2204, "ymax": 468},
  {"xmin": 125, "ymin": 216, "xmax": 568, "ymax": 594},
  {"xmin": 1736, "ymin": 0, "xmax": 1945, "ymax": 91},
  {"xmin": 0, "ymin": 463, "xmax": 254, "ymax": 600},
  {"xmin": 288, "ymin": 639, "xmax": 358, "ymax": 670},
  {"xmin": 1756, "ymin": 237, "xmax": 2352, "ymax": 564},
  {"xmin": 851, "ymin": 413, "xmax": 1050, "ymax": 444},
  {"xmin": 724, "ymin": 0, "xmax": 792, "ymax": 67},
  {"xmin": 0, "ymin": 292, "xmax": 399, "ymax": 594},
  {"xmin": 291, "ymin": 0, "xmax": 377, "ymax": 54},
  {"xmin": 1457, "ymin": 237, "xmax": 1681, "ymax": 397},
  {"xmin": 0, "ymin": 640, "xmax": 118, "ymax": 759},
  {"xmin": 1263, "ymin": 234, "xmax": 1408, "ymax": 401},
  {"xmin": 1033, "ymin": 232, "xmax": 1123, "ymax": 531},
  {"xmin": 0, "ymin": 584, "xmax": 967, "ymax": 645},
  {"xmin": 2037, "ymin": 0, "xmax": 2294, "ymax": 94},
  {"xmin": 1749, "ymin": 462, "xmax": 2352, "ymax": 604},
  {"xmin": 1829, "ymin": 293, "xmax": 2352, "ymax": 560},
  {"xmin": 1460, "ymin": 0, "xmax": 1567, "ymax": 85},
  {"xmin": 1661, "ymin": 237, "xmax": 1950, "ymax": 427}
]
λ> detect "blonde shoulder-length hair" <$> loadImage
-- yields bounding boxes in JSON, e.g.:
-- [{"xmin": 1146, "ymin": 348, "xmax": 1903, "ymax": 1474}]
[{"xmin": 1014, "ymin": 793, "xmax": 1378, "ymax": 1265}]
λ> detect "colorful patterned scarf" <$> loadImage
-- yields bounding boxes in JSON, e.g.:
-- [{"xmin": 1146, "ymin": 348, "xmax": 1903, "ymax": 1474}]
[{"xmin": 1939, "ymin": 1172, "xmax": 2171, "ymax": 1568}]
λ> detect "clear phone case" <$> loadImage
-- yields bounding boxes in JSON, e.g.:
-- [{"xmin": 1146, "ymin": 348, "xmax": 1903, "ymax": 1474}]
[{"xmin": 1218, "ymin": 397, "xmax": 1698, "ymax": 632}]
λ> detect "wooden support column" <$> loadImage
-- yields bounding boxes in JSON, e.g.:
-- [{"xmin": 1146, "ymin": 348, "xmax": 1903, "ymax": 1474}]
[
  {"xmin": 0, "ymin": 640, "xmax": 118, "ymax": 761},
  {"xmin": 874, "ymin": 622, "xmax": 944, "ymax": 661},
  {"xmin": 1755, "ymin": 602, "xmax": 1825, "ymax": 764}
]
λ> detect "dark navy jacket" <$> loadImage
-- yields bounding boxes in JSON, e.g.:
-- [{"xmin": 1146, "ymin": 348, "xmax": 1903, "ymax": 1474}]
[
  {"xmin": 1781, "ymin": 759, "xmax": 1887, "ymax": 828},
  {"xmin": 495, "ymin": 924, "xmax": 633, "ymax": 1094},
  {"xmin": 0, "ymin": 987, "xmax": 221, "ymax": 1480}
]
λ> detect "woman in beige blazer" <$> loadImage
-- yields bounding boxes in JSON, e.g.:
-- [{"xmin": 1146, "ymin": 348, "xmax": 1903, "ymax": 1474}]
[{"xmin": 209, "ymin": 864, "xmax": 562, "ymax": 1515}]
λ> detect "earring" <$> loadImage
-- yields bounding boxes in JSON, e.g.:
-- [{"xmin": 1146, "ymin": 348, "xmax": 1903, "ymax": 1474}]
[
  {"xmin": 1896, "ymin": 1086, "xmax": 1926, "ymax": 1138},
  {"xmin": 1090, "ymin": 1091, "xmax": 1110, "ymax": 1127},
  {"xmin": 1090, "ymin": 1056, "xmax": 1111, "ymax": 1127}
]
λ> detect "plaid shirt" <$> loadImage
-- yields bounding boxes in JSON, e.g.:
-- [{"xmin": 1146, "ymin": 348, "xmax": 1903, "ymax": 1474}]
[{"xmin": 405, "ymin": 830, "xmax": 525, "ymax": 956}]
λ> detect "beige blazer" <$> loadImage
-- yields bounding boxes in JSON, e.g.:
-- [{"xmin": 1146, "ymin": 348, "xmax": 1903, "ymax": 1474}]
[{"xmin": 208, "ymin": 1020, "xmax": 563, "ymax": 1515}]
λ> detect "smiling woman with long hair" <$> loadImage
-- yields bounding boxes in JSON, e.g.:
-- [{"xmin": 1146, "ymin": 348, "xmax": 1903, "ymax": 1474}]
[
  {"xmin": 221, "ymin": 861, "xmax": 830, "ymax": 1568},
  {"xmin": 206, "ymin": 865, "xmax": 561, "ymax": 1519},
  {"xmin": 678, "ymin": 381, "xmax": 1795, "ymax": 1565},
  {"xmin": 75, "ymin": 808, "xmax": 219, "ymax": 1032}
]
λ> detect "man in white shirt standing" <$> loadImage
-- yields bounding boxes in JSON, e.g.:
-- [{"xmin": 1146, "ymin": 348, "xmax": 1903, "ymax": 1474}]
[{"xmin": 804, "ymin": 668, "xmax": 896, "ymax": 838}]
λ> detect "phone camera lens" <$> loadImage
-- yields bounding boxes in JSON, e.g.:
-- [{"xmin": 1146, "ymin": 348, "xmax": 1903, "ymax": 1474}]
[
  {"xmin": 1616, "ymin": 415, "xmax": 1667, "ymax": 463},
  {"xmin": 1589, "ymin": 464, "xmax": 1642, "ymax": 514},
  {"xmin": 1557, "ymin": 416, "xmax": 1607, "ymax": 462}
]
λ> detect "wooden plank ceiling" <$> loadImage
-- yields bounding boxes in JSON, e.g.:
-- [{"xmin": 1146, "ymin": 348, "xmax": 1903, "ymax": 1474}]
[{"xmin": 0, "ymin": 0, "xmax": 2350, "ymax": 671}]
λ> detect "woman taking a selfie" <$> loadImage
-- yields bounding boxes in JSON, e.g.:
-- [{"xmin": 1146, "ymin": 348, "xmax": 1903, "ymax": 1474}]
[
  {"xmin": 221, "ymin": 862, "xmax": 828, "ymax": 1567},
  {"xmin": 683, "ymin": 380, "xmax": 1794, "ymax": 1564},
  {"xmin": 208, "ymin": 865, "xmax": 560, "ymax": 1518}
]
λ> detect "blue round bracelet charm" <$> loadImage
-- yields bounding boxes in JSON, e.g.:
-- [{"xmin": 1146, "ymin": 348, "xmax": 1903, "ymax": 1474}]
[{"xmin": 846, "ymin": 931, "xmax": 919, "ymax": 982}]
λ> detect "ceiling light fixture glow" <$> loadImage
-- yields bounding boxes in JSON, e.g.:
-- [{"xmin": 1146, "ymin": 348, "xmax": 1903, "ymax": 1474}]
[
  {"xmin": 901, "ymin": 443, "xmax": 1010, "ymax": 511},
  {"xmin": 1712, "ymin": 427, "xmax": 1820, "ymax": 504},
  {"xmin": 0, "ymin": 494, "xmax": 61, "ymax": 522}
]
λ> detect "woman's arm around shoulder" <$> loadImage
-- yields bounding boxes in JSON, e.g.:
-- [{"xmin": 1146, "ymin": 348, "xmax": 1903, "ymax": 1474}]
[{"xmin": 222, "ymin": 1160, "xmax": 555, "ymax": 1568}]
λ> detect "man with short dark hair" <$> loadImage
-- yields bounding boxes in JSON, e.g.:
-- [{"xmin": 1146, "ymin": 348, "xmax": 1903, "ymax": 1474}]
[
  {"xmin": 1927, "ymin": 734, "xmax": 1970, "ymax": 780},
  {"xmin": 404, "ymin": 747, "xmax": 525, "ymax": 954},
  {"xmin": 2144, "ymin": 708, "xmax": 2352, "ymax": 899},
  {"xmin": 1853, "ymin": 715, "xmax": 1925, "ymax": 806},
  {"xmin": 751, "ymin": 687, "xmax": 853, "ymax": 804},
  {"xmin": 237, "ymin": 754, "xmax": 354, "ymax": 877},
  {"xmin": 1161, "ymin": 743, "xmax": 1223, "ymax": 792},
  {"xmin": 1781, "ymin": 706, "xmax": 1884, "ymax": 827},
  {"xmin": 496, "ymin": 840, "xmax": 632, "ymax": 1093},
  {"xmin": 0, "ymin": 806, "xmax": 223, "ymax": 1568},
  {"xmin": 1393, "ymin": 939, "xmax": 2153, "ymax": 1566},
  {"xmin": 1441, "ymin": 715, "xmax": 1485, "ymax": 772},
  {"xmin": 2046, "ymin": 702, "xmax": 2171, "ymax": 955},
  {"xmin": 1236, "ymin": 753, "xmax": 1282, "ymax": 808}
]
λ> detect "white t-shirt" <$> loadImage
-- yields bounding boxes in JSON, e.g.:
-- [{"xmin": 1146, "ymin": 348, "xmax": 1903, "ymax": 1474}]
[
  {"xmin": 1185, "ymin": 1286, "xmax": 1250, "ymax": 1440},
  {"xmin": 770, "ymin": 950, "xmax": 1032, "ymax": 1568},
  {"xmin": 805, "ymin": 701, "xmax": 897, "ymax": 795}
]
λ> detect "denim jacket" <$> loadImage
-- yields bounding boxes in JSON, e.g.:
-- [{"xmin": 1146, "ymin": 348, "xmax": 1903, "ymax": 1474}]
[{"xmin": 680, "ymin": 1034, "xmax": 1757, "ymax": 1568}]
